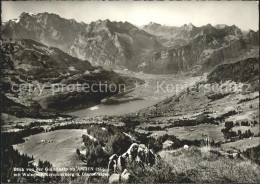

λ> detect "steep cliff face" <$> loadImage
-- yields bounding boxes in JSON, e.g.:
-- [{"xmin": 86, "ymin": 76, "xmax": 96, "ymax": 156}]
[
  {"xmin": 69, "ymin": 20, "xmax": 163, "ymax": 69},
  {"xmin": 69, "ymin": 21, "xmax": 127, "ymax": 69}
]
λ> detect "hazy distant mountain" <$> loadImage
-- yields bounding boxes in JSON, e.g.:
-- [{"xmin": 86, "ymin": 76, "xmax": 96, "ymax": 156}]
[
  {"xmin": 142, "ymin": 22, "xmax": 243, "ymax": 47},
  {"xmin": 142, "ymin": 22, "xmax": 199, "ymax": 47}
]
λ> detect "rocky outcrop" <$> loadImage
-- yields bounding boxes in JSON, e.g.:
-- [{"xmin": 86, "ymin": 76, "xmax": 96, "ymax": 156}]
[
  {"xmin": 109, "ymin": 169, "xmax": 131, "ymax": 184},
  {"xmin": 244, "ymin": 30, "xmax": 259, "ymax": 45},
  {"xmin": 107, "ymin": 143, "xmax": 157, "ymax": 183}
]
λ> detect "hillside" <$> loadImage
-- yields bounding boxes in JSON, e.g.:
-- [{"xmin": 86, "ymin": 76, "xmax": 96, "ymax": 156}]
[
  {"xmin": 207, "ymin": 57, "xmax": 259, "ymax": 84},
  {"xmin": 1, "ymin": 39, "xmax": 140, "ymax": 117},
  {"xmin": 136, "ymin": 57, "xmax": 259, "ymax": 117},
  {"xmin": 126, "ymin": 146, "xmax": 260, "ymax": 183},
  {"xmin": 123, "ymin": 58, "xmax": 259, "ymax": 153},
  {"xmin": 2, "ymin": 39, "xmax": 93, "ymax": 80},
  {"xmin": 5, "ymin": 122, "xmax": 260, "ymax": 183}
]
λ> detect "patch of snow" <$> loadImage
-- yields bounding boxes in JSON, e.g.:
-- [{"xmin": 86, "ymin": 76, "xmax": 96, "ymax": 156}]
[
  {"xmin": 138, "ymin": 62, "xmax": 147, "ymax": 68},
  {"xmin": 92, "ymin": 69, "xmax": 101, "ymax": 74},
  {"xmin": 163, "ymin": 140, "xmax": 174, "ymax": 149},
  {"xmin": 90, "ymin": 106, "xmax": 99, "ymax": 111},
  {"xmin": 187, "ymin": 23, "xmax": 194, "ymax": 31},
  {"xmin": 28, "ymin": 12, "xmax": 36, "ymax": 16},
  {"xmin": 84, "ymin": 131, "xmax": 97, "ymax": 142},
  {"xmin": 212, "ymin": 38, "xmax": 219, "ymax": 46},
  {"xmin": 68, "ymin": 66, "xmax": 77, "ymax": 71},
  {"xmin": 12, "ymin": 18, "xmax": 20, "ymax": 23},
  {"xmin": 202, "ymin": 49, "xmax": 214, "ymax": 56},
  {"xmin": 84, "ymin": 70, "xmax": 90, "ymax": 74},
  {"xmin": 123, "ymin": 132, "xmax": 135, "ymax": 141},
  {"xmin": 215, "ymin": 24, "xmax": 227, "ymax": 29},
  {"xmin": 183, "ymin": 145, "xmax": 189, "ymax": 149},
  {"xmin": 224, "ymin": 35, "xmax": 238, "ymax": 42}
]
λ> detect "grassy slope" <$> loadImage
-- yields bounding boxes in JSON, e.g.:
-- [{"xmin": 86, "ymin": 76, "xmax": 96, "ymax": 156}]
[
  {"xmin": 158, "ymin": 147, "xmax": 260, "ymax": 183},
  {"xmin": 13, "ymin": 129, "xmax": 86, "ymax": 168},
  {"xmin": 128, "ymin": 146, "xmax": 260, "ymax": 183}
]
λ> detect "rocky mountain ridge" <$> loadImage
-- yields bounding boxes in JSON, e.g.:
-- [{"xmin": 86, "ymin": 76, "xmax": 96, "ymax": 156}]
[
  {"xmin": 142, "ymin": 22, "xmax": 243, "ymax": 47},
  {"xmin": 2, "ymin": 12, "xmax": 163, "ymax": 70},
  {"xmin": 2, "ymin": 12, "xmax": 259, "ymax": 74}
]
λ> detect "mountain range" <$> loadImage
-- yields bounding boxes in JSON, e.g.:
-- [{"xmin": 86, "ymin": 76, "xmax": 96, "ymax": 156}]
[{"xmin": 2, "ymin": 12, "xmax": 259, "ymax": 74}]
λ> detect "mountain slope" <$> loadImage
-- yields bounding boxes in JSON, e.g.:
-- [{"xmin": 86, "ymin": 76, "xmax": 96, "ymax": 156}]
[
  {"xmin": 136, "ymin": 57, "xmax": 259, "ymax": 118},
  {"xmin": 207, "ymin": 57, "xmax": 259, "ymax": 84},
  {"xmin": 1, "ymin": 39, "xmax": 140, "ymax": 116},
  {"xmin": 2, "ymin": 39, "xmax": 93, "ymax": 80}
]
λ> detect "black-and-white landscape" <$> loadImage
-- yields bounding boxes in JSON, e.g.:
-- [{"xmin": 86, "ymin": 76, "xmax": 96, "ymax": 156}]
[{"xmin": 1, "ymin": 1, "xmax": 259, "ymax": 183}]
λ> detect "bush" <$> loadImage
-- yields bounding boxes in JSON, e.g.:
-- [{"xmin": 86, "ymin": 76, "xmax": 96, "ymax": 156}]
[{"xmin": 207, "ymin": 93, "xmax": 230, "ymax": 101}]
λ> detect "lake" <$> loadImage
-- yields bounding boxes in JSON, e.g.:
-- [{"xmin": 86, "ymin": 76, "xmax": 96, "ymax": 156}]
[{"xmin": 69, "ymin": 72, "xmax": 201, "ymax": 117}]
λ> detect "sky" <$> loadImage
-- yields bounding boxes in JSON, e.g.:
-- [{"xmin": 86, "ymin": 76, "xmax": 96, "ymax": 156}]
[{"xmin": 1, "ymin": 1, "xmax": 259, "ymax": 31}]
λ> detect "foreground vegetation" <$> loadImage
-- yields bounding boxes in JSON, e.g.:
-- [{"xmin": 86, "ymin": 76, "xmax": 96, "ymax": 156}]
[{"xmin": 127, "ymin": 146, "xmax": 260, "ymax": 183}]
